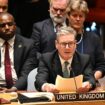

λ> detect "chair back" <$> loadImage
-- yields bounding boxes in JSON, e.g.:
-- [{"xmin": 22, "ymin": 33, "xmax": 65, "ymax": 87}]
[{"xmin": 27, "ymin": 68, "xmax": 38, "ymax": 91}]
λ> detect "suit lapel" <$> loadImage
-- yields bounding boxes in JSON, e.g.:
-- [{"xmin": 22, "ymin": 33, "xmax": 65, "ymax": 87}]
[
  {"xmin": 71, "ymin": 52, "xmax": 82, "ymax": 77},
  {"xmin": 42, "ymin": 19, "xmax": 56, "ymax": 51},
  {"xmin": 46, "ymin": 19, "xmax": 56, "ymax": 39},
  {"xmin": 52, "ymin": 52, "xmax": 63, "ymax": 77},
  {"xmin": 46, "ymin": 19, "xmax": 55, "ymax": 32},
  {"xmin": 14, "ymin": 36, "xmax": 24, "ymax": 71}
]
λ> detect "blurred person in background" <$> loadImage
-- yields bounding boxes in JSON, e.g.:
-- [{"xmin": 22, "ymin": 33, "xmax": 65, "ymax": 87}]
[
  {"xmin": 67, "ymin": 0, "xmax": 105, "ymax": 81},
  {"xmin": 31, "ymin": 0, "xmax": 70, "ymax": 54}
]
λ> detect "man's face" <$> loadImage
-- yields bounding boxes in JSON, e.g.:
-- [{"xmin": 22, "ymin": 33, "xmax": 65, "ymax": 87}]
[
  {"xmin": 50, "ymin": 0, "xmax": 68, "ymax": 24},
  {"xmin": 55, "ymin": 34, "xmax": 76, "ymax": 60},
  {"xmin": 0, "ymin": 14, "xmax": 16, "ymax": 41},
  {"xmin": 0, "ymin": 0, "xmax": 8, "ymax": 13},
  {"xmin": 68, "ymin": 10, "xmax": 85, "ymax": 32}
]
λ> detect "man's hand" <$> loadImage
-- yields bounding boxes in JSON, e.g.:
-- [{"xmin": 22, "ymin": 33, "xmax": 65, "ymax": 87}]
[
  {"xmin": 42, "ymin": 83, "xmax": 59, "ymax": 93},
  {"xmin": 94, "ymin": 70, "xmax": 102, "ymax": 80},
  {"xmin": 76, "ymin": 81, "xmax": 92, "ymax": 93}
]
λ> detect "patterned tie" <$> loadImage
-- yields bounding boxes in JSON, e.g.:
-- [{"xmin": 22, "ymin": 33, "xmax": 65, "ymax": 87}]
[
  {"xmin": 4, "ymin": 41, "xmax": 13, "ymax": 88},
  {"xmin": 56, "ymin": 23, "xmax": 62, "ymax": 32},
  {"xmin": 63, "ymin": 61, "xmax": 69, "ymax": 78}
]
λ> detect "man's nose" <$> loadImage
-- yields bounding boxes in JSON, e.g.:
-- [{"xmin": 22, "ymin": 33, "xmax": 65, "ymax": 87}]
[
  {"xmin": 0, "ymin": 8, "xmax": 3, "ymax": 13},
  {"xmin": 77, "ymin": 16, "xmax": 80, "ymax": 20},
  {"xmin": 5, "ymin": 24, "xmax": 9, "ymax": 29},
  {"xmin": 57, "ymin": 10, "xmax": 61, "ymax": 15},
  {"xmin": 65, "ymin": 44, "xmax": 69, "ymax": 48}
]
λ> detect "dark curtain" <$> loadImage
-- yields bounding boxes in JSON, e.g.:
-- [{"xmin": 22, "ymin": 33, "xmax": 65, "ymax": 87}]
[{"xmin": 8, "ymin": 0, "xmax": 49, "ymax": 38}]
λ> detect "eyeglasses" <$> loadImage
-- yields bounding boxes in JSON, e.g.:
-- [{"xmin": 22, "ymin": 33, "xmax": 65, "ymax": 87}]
[
  {"xmin": 0, "ymin": 22, "xmax": 15, "ymax": 28},
  {"xmin": 58, "ymin": 41, "xmax": 76, "ymax": 48}
]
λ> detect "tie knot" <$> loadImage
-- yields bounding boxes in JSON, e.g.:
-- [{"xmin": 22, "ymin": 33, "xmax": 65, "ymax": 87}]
[
  {"xmin": 56, "ymin": 23, "xmax": 62, "ymax": 32},
  {"xmin": 64, "ymin": 61, "xmax": 69, "ymax": 66},
  {"xmin": 4, "ymin": 41, "xmax": 9, "ymax": 46},
  {"xmin": 56, "ymin": 23, "xmax": 62, "ymax": 27}
]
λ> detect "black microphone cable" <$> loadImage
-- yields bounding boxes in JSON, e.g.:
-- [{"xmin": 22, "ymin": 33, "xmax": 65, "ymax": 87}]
[{"xmin": 69, "ymin": 67, "xmax": 78, "ymax": 91}]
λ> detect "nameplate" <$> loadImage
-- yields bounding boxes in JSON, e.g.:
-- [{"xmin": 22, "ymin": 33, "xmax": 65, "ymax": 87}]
[{"xmin": 54, "ymin": 92, "xmax": 105, "ymax": 101}]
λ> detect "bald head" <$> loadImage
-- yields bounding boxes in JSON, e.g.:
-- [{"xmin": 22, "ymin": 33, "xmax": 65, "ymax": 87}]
[
  {"xmin": 0, "ymin": 12, "xmax": 14, "ymax": 22},
  {"xmin": 0, "ymin": 0, "xmax": 8, "ymax": 13}
]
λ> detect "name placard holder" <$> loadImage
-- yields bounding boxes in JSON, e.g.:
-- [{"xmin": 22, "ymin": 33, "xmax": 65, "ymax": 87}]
[{"xmin": 54, "ymin": 92, "xmax": 105, "ymax": 101}]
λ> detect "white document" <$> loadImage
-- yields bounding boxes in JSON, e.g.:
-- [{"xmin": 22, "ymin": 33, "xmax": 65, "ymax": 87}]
[{"xmin": 55, "ymin": 75, "xmax": 83, "ymax": 92}]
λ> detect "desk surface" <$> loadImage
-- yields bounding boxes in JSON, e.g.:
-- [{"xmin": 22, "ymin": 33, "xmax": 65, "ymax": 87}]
[
  {"xmin": 1, "ymin": 86, "xmax": 105, "ymax": 105},
  {"xmin": 1, "ymin": 93, "xmax": 105, "ymax": 105},
  {"xmin": 3, "ymin": 100, "xmax": 105, "ymax": 105}
]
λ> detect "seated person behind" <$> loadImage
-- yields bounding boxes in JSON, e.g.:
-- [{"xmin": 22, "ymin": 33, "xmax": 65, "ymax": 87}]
[
  {"xmin": 0, "ymin": 12, "xmax": 37, "ymax": 92},
  {"xmin": 35, "ymin": 26, "xmax": 96, "ymax": 93},
  {"xmin": 67, "ymin": 0, "xmax": 105, "ymax": 81}
]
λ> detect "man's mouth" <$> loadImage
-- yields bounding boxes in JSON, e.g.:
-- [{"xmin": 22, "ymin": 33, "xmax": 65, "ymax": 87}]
[{"xmin": 64, "ymin": 52, "xmax": 71, "ymax": 54}]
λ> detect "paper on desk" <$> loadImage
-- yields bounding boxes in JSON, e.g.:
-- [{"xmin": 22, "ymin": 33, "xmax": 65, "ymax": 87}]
[{"xmin": 55, "ymin": 75, "xmax": 83, "ymax": 92}]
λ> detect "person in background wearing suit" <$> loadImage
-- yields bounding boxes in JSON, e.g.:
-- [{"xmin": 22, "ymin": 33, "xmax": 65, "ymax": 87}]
[
  {"xmin": 0, "ymin": 12, "xmax": 37, "ymax": 92},
  {"xmin": 31, "ymin": 0, "xmax": 70, "ymax": 54},
  {"xmin": 0, "ymin": 0, "xmax": 21, "ymax": 34},
  {"xmin": 67, "ymin": 0, "xmax": 105, "ymax": 81},
  {"xmin": 35, "ymin": 26, "xmax": 96, "ymax": 93}
]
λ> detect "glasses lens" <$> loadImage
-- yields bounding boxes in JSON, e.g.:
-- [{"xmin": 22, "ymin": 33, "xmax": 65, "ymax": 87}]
[{"xmin": 60, "ymin": 41, "xmax": 75, "ymax": 48}]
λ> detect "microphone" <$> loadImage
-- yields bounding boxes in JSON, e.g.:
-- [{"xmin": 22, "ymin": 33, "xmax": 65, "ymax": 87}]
[{"xmin": 69, "ymin": 67, "xmax": 77, "ymax": 91}]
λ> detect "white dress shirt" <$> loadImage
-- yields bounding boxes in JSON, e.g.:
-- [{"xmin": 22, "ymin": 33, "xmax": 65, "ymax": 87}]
[{"xmin": 0, "ymin": 37, "xmax": 17, "ymax": 86}]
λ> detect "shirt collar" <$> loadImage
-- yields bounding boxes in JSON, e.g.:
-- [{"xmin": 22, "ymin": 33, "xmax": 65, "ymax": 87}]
[
  {"xmin": 0, "ymin": 36, "xmax": 15, "ymax": 47},
  {"xmin": 59, "ymin": 55, "xmax": 73, "ymax": 66},
  {"xmin": 8, "ymin": 36, "xmax": 15, "ymax": 47},
  {"xmin": 53, "ymin": 21, "xmax": 67, "ymax": 28},
  {"xmin": 0, "ymin": 38, "xmax": 5, "ymax": 47}
]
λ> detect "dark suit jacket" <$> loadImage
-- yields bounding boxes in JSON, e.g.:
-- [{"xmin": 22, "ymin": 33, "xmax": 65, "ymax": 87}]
[
  {"xmin": 0, "ymin": 34, "xmax": 38, "ymax": 90},
  {"xmin": 77, "ymin": 31, "xmax": 105, "ymax": 76},
  {"xmin": 16, "ymin": 26, "xmax": 21, "ymax": 34},
  {"xmin": 35, "ymin": 50, "xmax": 96, "ymax": 91},
  {"xmin": 31, "ymin": 18, "xmax": 56, "ymax": 53}
]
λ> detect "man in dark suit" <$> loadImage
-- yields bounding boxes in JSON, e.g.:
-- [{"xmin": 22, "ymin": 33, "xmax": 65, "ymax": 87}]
[
  {"xmin": 35, "ymin": 26, "xmax": 96, "ymax": 93},
  {"xmin": 31, "ymin": 0, "xmax": 70, "ymax": 53},
  {"xmin": 0, "ymin": 12, "xmax": 37, "ymax": 92}
]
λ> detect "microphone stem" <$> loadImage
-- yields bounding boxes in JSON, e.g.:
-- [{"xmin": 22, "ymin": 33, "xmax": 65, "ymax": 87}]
[{"xmin": 70, "ymin": 67, "xmax": 78, "ymax": 91}]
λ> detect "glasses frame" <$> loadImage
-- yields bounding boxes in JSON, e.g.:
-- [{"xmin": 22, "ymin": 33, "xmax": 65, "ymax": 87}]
[{"xmin": 58, "ymin": 40, "xmax": 76, "ymax": 48}]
